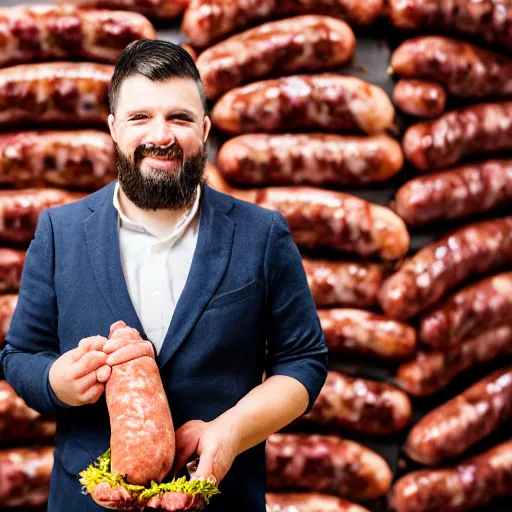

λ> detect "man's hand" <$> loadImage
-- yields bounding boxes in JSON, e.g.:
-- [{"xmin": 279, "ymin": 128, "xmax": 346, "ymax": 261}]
[
  {"xmin": 172, "ymin": 419, "xmax": 241, "ymax": 484},
  {"xmin": 102, "ymin": 320, "xmax": 155, "ymax": 366},
  {"xmin": 48, "ymin": 336, "xmax": 109, "ymax": 407}
]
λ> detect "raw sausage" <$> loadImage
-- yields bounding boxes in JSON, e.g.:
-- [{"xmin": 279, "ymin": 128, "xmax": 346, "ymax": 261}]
[
  {"xmin": 378, "ymin": 217, "xmax": 512, "ymax": 320},
  {"xmin": 296, "ymin": 370, "xmax": 412, "ymax": 435},
  {"xmin": 394, "ymin": 159, "xmax": 512, "ymax": 226},
  {"xmin": 266, "ymin": 433, "xmax": 392, "ymax": 500},
  {"xmin": 211, "ymin": 74, "xmax": 395, "ymax": 135},
  {"xmin": 0, "ymin": 294, "xmax": 17, "ymax": 348},
  {"xmin": 196, "ymin": 16, "xmax": 355, "ymax": 99},
  {"xmin": 392, "ymin": 79, "xmax": 446, "ymax": 118},
  {"xmin": 420, "ymin": 271, "xmax": 512, "ymax": 348},
  {"xmin": 389, "ymin": 440, "xmax": 512, "ymax": 512},
  {"xmin": 403, "ymin": 101, "xmax": 512, "ymax": 171},
  {"xmin": 390, "ymin": 36, "xmax": 512, "ymax": 98},
  {"xmin": 0, "ymin": 188, "xmax": 85, "ymax": 243},
  {"xmin": 216, "ymin": 133, "xmax": 403, "ymax": 186},
  {"xmin": 318, "ymin": 309, "xmax": 416, "ymax": 360},
  {"xmin": 0, "ymin": 5, "xmax": 155, "ymax": 66},
  {"xmin": 0, "ymin": 381, "xmax": 56, "ymax": 441},
  {"xmin": 182, "ymin": 0, "xmax": 384, "ymax": 48},
  {"xmin": 302, "ymin": 258, "xmax": 384, "ymax": 308},
  {"xmin": 0, "ymin": 62, "xmax": 113, "ymax": 127},
  {"xmin": 0, "ymin": 249, "xmax": 25, "ymax": 293},
  {"xmin": 388, "ymin": 0, "xmax": 512, "ymax": 50},
  {"xmin": 0, "ymin": 130, "xmax": 116, "ymax": 190},
  {"xmin": 266, "ymin": 492, "xmax": 370, "ymax": 512},
  {"xmin": 396, "ymin": 325, "xmax": 512, "ymax": 396}
]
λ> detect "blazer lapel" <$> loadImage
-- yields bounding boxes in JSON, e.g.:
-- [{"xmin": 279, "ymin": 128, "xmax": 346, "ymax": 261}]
[{"xmin": 157, "ymin": 183, "xmax": 235, "ymax": 368}]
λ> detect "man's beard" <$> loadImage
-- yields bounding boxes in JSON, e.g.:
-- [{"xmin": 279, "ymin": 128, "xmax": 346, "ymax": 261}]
[{"xmin": 115, "ymin": 141, "xmax": 207, "ymax": 211}]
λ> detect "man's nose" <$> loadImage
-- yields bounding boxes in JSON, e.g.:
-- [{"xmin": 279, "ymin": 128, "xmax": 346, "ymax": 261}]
[{"xmin": 147, "ymin": 118, "xmax": 175, "ymax": 147}]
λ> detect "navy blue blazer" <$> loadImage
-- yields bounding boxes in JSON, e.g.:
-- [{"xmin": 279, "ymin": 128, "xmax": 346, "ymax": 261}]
[{"xmin": 1, "ymin": 179, "xmax": 328, "ymax": 512}]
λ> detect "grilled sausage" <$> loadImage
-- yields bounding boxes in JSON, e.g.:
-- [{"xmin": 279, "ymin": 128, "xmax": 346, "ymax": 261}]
[
  {"xmin": 58, "ymin": 0, "xmax": 188, "ymax": 19},
  {"xmin": 396, "ymin": 326, "xmax": 512, "ymax": 397},
  {"xmin": 390, "ymin": 36, "xmax": 512, "ymax": 98},
  {"xmin": 388, "ymin": 0, "xmax": 512, "ymax": 50},
  {"xmin": 392, "ymin": 79, "xmax": 446, "ymax": 118},
  {"xmin": 0, "ymin": 5, "xmax": 155, "ymax": 66},
  {"xmin": 403, "ymin": 101, "xmax": 512, "ymax": 171},
  {"xmin": 0, "ymin": 188, "xmax": 85, "ymax": 243},
  {"xmin": 0, "ymin": 249, "xmax": 25, "ymax": 293},
  {"xmin": 378, "ymin": 217, "xmax": 512, "ymax": 320},
  {"xmin": 252, "ymin": 187, "xmax": 409, "ymax": 260},
  {"xmin": 404, "ymin": 367, "xmax": 512, "ymax": 465},
  {"xmin": 266, "ymin": 492, "xmax": 370, "ymax": 512},
  {"xmin": 197, "ymin": 16, "xmax": 355, "ymax": 99},
  {"xmin": 0, "ymin": 381, "xmax": 56, "ymax": 441},
  {"xmin": 182, "ymin": 0, "xmax": 384, "ymax": 48},
  {"xmin": 0, "ymin": 294, "xmax": 17, "ymax": 348},
  {"xmin": 296, "ymin": 370, "xmax": 412, "ymax": 435},
  {"xmin": 266, "ymin": 433, "xmax": 392, "ymax": 500},
  {"xmin": 0, "ymin": 62, "xmax": 113, "ymax": 127},
  {"xmin": 394, "ymin": 159, "xmax": 512, "ymax": 226},
  {"xmin": 302, "ymin": 258, "xmax": 384, "ymax": 308},
  {"xmin": 180, "ymin": 43, "xmax": 197, "ymax": 62},
  {"xmin": 420, "ymin": 272, "xmax": 512, "ymax": 348},
  {"xmin": 0, "ymin": 446, "xmax": 53, "ymax": 507},
  {"xmin": 211, "ymin": 74, "xmax": 395, "ymax": 135},
  {"xmin": 216, "ymin": 133, "xmax": 403, "ymax": 186},
  {"xmin": 318, "ymin": 309, "xmax": 416, "ymax": 360},
  {"xmin": 0, "ymin": 130, "xmax": 116, "ymax": 190}
]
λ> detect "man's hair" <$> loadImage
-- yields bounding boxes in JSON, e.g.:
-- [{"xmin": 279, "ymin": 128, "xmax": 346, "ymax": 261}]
[{"xmin": 108, "ymin": 39, "xmax": 208, "ymax": 115}]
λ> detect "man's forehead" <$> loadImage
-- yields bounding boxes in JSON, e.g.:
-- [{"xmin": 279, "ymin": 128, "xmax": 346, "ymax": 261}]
[{"xmin": 116, "ymin": 74, "xmax": 203, "ymax": 113}]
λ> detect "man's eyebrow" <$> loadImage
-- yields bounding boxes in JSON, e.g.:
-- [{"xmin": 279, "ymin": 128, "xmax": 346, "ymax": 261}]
[{"xmin": 123, "ymin": 108, "xmax": 199, "ymax": 120}]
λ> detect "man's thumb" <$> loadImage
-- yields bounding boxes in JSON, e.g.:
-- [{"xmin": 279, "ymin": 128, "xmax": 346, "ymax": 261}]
[{"xmin": 194, "ymin": 449, "xmax": 215, "ymax": 480}]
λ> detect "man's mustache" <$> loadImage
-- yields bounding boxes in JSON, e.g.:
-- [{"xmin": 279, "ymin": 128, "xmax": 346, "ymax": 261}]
[{"xmin": 134, "ymin": 143, "xmax": 184, "ymax": 163}]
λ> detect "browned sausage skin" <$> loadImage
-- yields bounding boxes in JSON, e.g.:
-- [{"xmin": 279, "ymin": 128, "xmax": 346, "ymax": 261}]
[
  {"xmin": 379, "ymin": 217, "xmax": 512, "ymax": 320},
  {"xmin": 392, "ymin": 79, "xmax": 446, "ymax": 118},
  {"xmin": 0, "ymin": 248, "xmax": 25, "ymax": 293},
  {"xmin": 0, "ymin": 294, "xmax": 17, "ymax": 348},
  {"xmin": 389, "ymin": 440, "xmax": 512, "ymax": 512},
  {"xmin": 266, "ymin": 492, "xmax": 370, "ymax": 512}
]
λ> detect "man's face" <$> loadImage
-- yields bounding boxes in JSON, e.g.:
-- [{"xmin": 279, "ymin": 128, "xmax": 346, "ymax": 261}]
[{"xmin": 108, "ymin": 75, "xmax": 211, "ymax": 211}]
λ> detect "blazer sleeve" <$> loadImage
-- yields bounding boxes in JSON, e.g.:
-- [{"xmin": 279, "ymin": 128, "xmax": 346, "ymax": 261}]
[
  {"xmin": 0, "ymin": 210, "xmax": 71, "ymax": 415},
  {"xmin": 263, "ymin": 211, "xmax": 328, "ymax": 415}
]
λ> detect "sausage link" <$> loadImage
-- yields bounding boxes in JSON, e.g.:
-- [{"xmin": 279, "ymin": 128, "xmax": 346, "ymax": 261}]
[
  {"xmin": 0, "ymin": 381, "xmax": 56, "ymax": 441},
  {"xmin": 405, "ymin": 367, "xmax": 512, "ymax": 466},
  {"xmin": 254, "ymin": 187, "xmax": 409, "ymax": 260},
  {"xmin": 182, "ymin": 0, "xmax": 384, "ymax": 48},
  {"xmin": 0, "ymin": 188, "xmax": 85, "ymax": 243},
  {"xmin": 0, "ymin": 294, "xmax": 17, "ymax": 348},
  {"xmin": 266, "ymin": 492, "xmax": 370, "ymax": 512},
  {"xmin": 0, "ymin": 446, "xmax": 54, "ymax": 507},
  {"xmin": 296, "ymin": 370, "xmax": 412, "ymax": 435},
  {"xmin": 403, "ymin": 101, "xmax": 512, "ymax": 171},
  {"xmin": 390, "ymin": 36, "xmax": 512, "ymax": 98},
  {"xmin": 396, "ymin": 326, "xmax": 512, "ymax": 396},
  {"xmin": 266, "ymin": 433, "xmax": 392, "ymax": 500},
  {"xmin": 378, "ymin": 217, "xmax": 512, "ymax": 320},
  {"xmin": 58, "ymin": 0, "xmax": 188, "ymax": 19},
  {"xmin": 0, "ymin": 130, "xmax": 116, "ymax": 190},
  {"xmin": 302, "ymin": 258, "xmax": 384, "ymax": 308},
  {"xmin": 0, "ymin": 5, "xmax": 155, "ymax": 66},
  {"xmin": 420, "ymin": 272, "xmax": 512, "ymax": 348},
  {"xmin": 394, "ymin": 159, "xmax": 512, "ymax": 226},
  {"xmin": 197, "ymin": 16, "xmax": 355, "ymax": 99},
  {"xmin": 217, "ymin": 133, "xmax": 403, "ymax": 186},
  {"xmin": 318, "ymin": 309, "xmax": 416, "ymax": 360},
  {"xmin": 392, "ymin": 79, "xmax": 446, "ymax": 118},
  {"xmin": 211, "ymin": 74, "xmax": 395, "ymax": 135},
  {"xmin": 0, "ymin": 62, "xmax": 113, "ymax": 127},
  {"xmin": 389, "ymin": 440, "xmax": 512, "ymax": 512},
  {"xmin": 388, "ymin": 0, "xmax": 512, "ymax": 50},
  {"xmin": 0, "ymin": 249, "xmax": 25, "ymax": 293}
]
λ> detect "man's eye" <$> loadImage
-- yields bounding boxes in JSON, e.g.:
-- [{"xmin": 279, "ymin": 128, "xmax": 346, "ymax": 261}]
[
  {"xmin": 130, "ymin": 114, "xmax": 146, "ymax": 121},
  {"xmin": 173, "ymin": 114, "xmax": 193, "ymax": 122}
]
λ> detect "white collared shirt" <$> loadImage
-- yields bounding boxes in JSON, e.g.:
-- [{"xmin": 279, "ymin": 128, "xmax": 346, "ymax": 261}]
[{"xmin": 112, "ymin": 181, "xmax": 201, "ymax": 354}]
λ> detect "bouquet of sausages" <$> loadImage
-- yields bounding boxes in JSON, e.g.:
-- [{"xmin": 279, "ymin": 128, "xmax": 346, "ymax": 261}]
[{"xmin": 79, "ymin": 323, "xmax": 219, "ymax": 511}]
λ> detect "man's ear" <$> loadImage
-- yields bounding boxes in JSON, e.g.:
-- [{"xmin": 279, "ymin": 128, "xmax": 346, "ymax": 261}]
[
  {"xmin": 203, "ymin": 116, "xmax": 211, "ymax": 143},
  {"xmin": 108, "ymin": 113, "xmax": 117, "ymax": 143}
]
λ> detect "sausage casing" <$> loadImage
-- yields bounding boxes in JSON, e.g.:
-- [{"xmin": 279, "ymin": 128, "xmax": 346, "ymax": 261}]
[
  {"xmin": 266, "ymin": 433, "xmax": 392, "ymax": 500},
  {"xmin": 392, "ymin": 79, "xmax": 446, "ymax": 118},
  {"xmin": 212, "ymin": 74, "xmax": 395, "ymax": 135},
  {"xmin": 217, "ymin": 133, "xmax": 403, "ymax": 187},
  {"xmin": 318, "ymin": 309, "xmax": 416, "ymax": 360},
  {"xmin": 0, "ymin": 294, "xmax": 17, "ymax": 348},
  {"xmin": 0, "ymin": 249, "xmax": 25, "ymax": 293},
  {"xmin": 266, "ymin": 492, "xmax": 370, "ymax": 512},
  {"xmin": 197, "ymin": 16, "xmax": 356, "ymax": 99},
  {"xmin": 378, "ymin": 217, "xmax": 512, "ymax": 320}
]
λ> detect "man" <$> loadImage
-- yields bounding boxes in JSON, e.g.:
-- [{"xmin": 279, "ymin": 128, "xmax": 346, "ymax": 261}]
[{"xmin": 0, "ymin": 40, "xmax": 328, "ymax": 512}]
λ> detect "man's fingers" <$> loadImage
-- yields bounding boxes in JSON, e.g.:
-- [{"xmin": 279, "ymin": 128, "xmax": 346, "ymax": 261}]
[
  {"xmin": 109, "ymin": 321, "xmax": 127, "ymax": 337},
  {"xmin": 73, "ymin": 350, "xmax": 108, "ymax": 379},
  {"xmin": 78, "ymin": 336, "xmax": 109, "ymax": 352},
  {"xmin": 71, "ymin": 346, "xmax": 87, "ymax": 363},
  {"xmin": 96, "ymin": 364, "xmax": 111, "ymax": 383},
  {"xmin": 102, "ymin": 336, "xmax": 133, "ymax": 355},
  {"xmin": 194, "ymin": 449, "xmax": 216, "ymax": 480},
  {"xmin": 82, "ymin": 382, "xmax": 105, "ymax": 404},
  {"xmin": 106, "ymin": 342, "xmax": 154, "ymax": 366}
]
